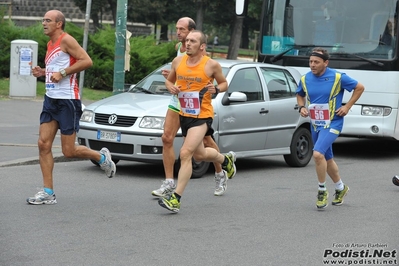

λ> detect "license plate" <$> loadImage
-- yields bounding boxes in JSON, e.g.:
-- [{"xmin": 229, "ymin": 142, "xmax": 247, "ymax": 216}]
[{"xmin": 97, "ymin": 130, "xmax": 121, "ymax": 142}]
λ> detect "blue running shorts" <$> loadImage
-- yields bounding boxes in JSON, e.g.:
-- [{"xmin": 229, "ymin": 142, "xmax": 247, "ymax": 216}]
[
  {"xmin": 40, "ymin": 94, "xmax": 83, "ymax": 135},
  {"xmin": 311, "ymin": 127, "xmax": 340, "ymax": 160}
]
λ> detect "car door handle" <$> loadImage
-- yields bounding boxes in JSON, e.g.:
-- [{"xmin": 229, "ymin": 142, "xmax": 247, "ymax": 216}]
[{"xmin": 259, "ymin": 108, "xmax": 269, "ymax": 114}]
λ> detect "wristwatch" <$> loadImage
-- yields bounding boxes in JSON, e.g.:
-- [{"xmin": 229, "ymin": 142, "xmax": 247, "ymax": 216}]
[
  {"xmin": 59, "ymin": 68, "xmax": 67, "ymax": 77},
  {"xmin": 215, "ymin": 85, "xmax": 220, "ymax": 95}
]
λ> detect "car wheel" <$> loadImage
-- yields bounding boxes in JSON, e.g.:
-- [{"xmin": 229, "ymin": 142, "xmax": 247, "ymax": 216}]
[
  {"xmin": 175, "ymin": 158, "xmax": 210, "ymax": 179},
  {"xmin": 90, "ymin": 159, "xmax": 120, "ymax": 166},
  {"xmin": 283, "ymin": 127, "xmax": 313, "ymax": 167}
]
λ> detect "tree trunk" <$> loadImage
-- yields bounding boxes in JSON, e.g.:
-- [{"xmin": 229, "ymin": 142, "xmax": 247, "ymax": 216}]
[
  {"xmin": 241, "ymin": 19, "xmax": 249, "ymax": 49},
  {"xmin": 195, "ymin": 1, "xmax": 204, "ymax": 31},
  {"xmin": 107, "ymin": 0, "xmax": 117, "ymax": 26},
  {"xmin": 91, "ymin": 13, "xmax": 100, "ymax": 32},
  {"xmin": 160, "ymin": 24, "xmax": 169, "ymax": 41},
  {"xmin": 227, "ymin": 16, "xmax": 244, "ymax": 59}
]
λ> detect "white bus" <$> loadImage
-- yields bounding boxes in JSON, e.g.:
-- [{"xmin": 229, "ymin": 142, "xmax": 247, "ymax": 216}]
[{"xmin": 237, "ymin": 0, "xmax": 399, "ymax": 139}]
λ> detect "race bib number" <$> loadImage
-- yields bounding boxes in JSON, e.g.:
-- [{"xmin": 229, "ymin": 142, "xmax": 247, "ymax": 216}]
[
  {"xmin": 308, "ymin": 103, "xmax": 330, "ymax": 126},
  {"xmin": 178, "ymin": 91, "xmax": 200, "ymax": 115},
  {"xmin": 45, "ymin": 66, "xmax": 59, "ymax": 90}
]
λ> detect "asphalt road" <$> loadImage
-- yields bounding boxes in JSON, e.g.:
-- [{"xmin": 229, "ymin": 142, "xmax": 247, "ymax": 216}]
[
  {"xmin": 1, "ymin": 98, "xmax": 398, "ymax": 266},
  {"xmin": 0, "ymin": 98, "xmax": 94, "ymax": 167}
]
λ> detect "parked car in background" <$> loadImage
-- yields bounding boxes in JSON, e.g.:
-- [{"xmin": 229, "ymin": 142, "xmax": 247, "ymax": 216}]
[{"xmin": 77, "ymin": 59, "xmax": 313, "ymax": 178}]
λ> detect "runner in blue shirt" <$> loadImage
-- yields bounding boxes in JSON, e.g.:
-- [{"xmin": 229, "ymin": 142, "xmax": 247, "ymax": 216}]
[{"xmin": 296, "ymin": 47, "xmax": 365, "ymax": 209}]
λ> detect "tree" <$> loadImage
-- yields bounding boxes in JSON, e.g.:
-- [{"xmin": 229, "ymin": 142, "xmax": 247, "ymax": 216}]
[
  {"xmin": 194, "ymin": 0, "xmax": 205, "ymax": 31},
  {"xmin": 128, "ymin": 0, "xmax": 172, "ymax": 41},
  {"xmin": 73, "ymin": 0, "xmax": 111, "ymax": 31},
  {"xmin": 71, "ymin": 0, "xmax": 263, "ymax": 59},
  {"xmin": 227, "ymin": 16, "xmax": 244, "ymax": 59}
]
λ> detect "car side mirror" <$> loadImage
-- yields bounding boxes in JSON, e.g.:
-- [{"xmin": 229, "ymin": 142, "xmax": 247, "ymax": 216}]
[
  {"xmin": 229, "ymin": 92, "xmax": 247, "ymax": 102},
  {"xmin": 222, "ymin": 91, "xmax": 247, "ymax": 105}
]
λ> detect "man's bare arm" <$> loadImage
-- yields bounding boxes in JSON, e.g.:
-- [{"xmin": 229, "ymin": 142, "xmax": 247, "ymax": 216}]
[
  {"xmin": 165, "ymin": 56, "xmax": 182, "ymax": 94},
  {"xmin": 206, "ymin": 60, "xmax": 227, "ymax": 93},
  {"xmin": 61, "ymin": 34, "xmax": 93, "ymax": 75}
]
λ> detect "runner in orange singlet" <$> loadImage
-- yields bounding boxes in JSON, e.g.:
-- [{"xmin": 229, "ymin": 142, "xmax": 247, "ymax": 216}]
[{"xmin": 158, "ymin": 30, "xmax": 236, "ymax": 213}]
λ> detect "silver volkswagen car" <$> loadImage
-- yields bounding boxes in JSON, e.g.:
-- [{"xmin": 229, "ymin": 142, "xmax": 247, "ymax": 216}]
[{"xmin": 77, "ymin": 59, "xmax": 312, "ymax": 178}]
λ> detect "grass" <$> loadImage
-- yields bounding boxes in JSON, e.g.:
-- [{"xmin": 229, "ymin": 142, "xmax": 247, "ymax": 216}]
[{"xmin": 0, "ymin": 78, "xmax": 113, "ymax": 101}]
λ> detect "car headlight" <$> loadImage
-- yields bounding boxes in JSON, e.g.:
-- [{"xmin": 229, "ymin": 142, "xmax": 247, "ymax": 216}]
[
  {"xmin": 361, "ymin": 106, "xmax": 391, "ymax": 116},
  {"xmin": 139, "ymin": 116, "xmax": 165, "ymax": 129},
  {"xmin": 80, "ymin": 110, "xmax": 94, "ymax": 122}
]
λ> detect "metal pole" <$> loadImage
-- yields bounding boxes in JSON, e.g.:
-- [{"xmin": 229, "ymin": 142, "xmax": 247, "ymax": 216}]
[
  {"xmin": 112, "ymin": 0, "xmax": 127, "ymax": 95},
  {"xmin": 79, "ymin": 0, "xmax": 92, "ymax": 98}
]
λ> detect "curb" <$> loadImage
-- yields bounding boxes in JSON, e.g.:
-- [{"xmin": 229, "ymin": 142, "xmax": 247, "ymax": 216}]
[
  {"xmin": 0, "ymin": 154, "xmax": 77, "ymax": 168},
  {"xmin": 0, "ymin": 143, "xmax": 87, "ymax": 167}
]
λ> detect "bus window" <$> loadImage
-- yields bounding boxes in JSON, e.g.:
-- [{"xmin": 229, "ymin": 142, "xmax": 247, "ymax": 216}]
[{"xmin": 258, "ymin": 0, "xmax": 397, "ymax": 59}]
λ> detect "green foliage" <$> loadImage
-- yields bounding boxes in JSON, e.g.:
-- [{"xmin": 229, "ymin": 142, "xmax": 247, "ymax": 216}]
[
  {"xmin": 126, "ymin": 36, "xmax": 176, "ymax": 84},
  {"xmin": 64, "ymin": 22, "xmax": 84, "ymax": 43},
  {"xmin": 0, "ymin": 19, "xmax": 82, "ymax": 76},
  {"xmin": 0, "ymin": 17, "xmax": 45, "ymax": 78},
  {"xmin": 0, "ymin": 20, "xmax": 176, "ymax": 90},
  {"xmin": 0, "ymin": 77, "xmax": 113, "ymax": 101},
  {"xmin": 86, "ymin": 25, "xmax": 176, "ymax": 90},
  {"xmin": 17, "ymin": 22, "xmax": 50, "ymax": 69}
]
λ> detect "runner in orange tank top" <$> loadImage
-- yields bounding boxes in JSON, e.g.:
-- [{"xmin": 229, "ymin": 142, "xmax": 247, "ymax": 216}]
[
  {"xmin": 153, "ymin": 17, "xmax": 224, "ymax": 200},
  {"xmin": 158, "ymin": 30, "xmax": 237, "ymax": 213},
  {"xmin": 175, "ymin": 54, "xmax": 214, "ymax": 119}
]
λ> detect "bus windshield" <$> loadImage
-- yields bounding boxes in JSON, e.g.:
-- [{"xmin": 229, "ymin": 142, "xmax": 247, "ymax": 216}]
[{"xmin": 261, "ymin": 0, "xmax": 398, "ymax": 60}]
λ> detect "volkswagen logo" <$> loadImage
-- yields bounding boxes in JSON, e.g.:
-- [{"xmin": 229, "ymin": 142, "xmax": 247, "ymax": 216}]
[{"xmin": 108, "ymin": 114, "xmax": 118, "ymax": 125}]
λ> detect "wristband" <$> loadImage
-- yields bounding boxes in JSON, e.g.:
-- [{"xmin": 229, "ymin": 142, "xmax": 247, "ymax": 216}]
[
  {"xmin": 215, "ymin": 85, "xmax": 220, "ymax": 95},
  {"xmin": 298, "ymin": 106, "xmax": 306, "ymax": 113}
]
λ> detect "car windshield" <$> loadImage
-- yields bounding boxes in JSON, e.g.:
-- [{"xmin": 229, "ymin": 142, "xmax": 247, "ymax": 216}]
[
  {"xmin": 128, "ymin": 64, "xmax": 230, "ymax": 95},
  {"xmin": 128, "ymin": 66, "xmax": 170, "ymax": 95}
]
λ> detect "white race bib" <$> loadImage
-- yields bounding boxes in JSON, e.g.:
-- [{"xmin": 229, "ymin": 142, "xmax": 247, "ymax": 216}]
[
  {"xmin": 308, "ymin": 103, "xmax": 331, "ymax": 126},
  {"xmin": 45, "ymin": 66, "xmax": 60, "ymax": 90},
  {"xmin": 178, "ymin": 91, "xmax": 200, "ymax": 115}
]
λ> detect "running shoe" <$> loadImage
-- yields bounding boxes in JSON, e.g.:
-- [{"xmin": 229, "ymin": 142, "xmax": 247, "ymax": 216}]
[
  {"xmin": 27, "ymin": 189, "xmax": 57, "ymax": 205},
  {"xmin": 152, "ymin": 180, "xmax": 176, "ymax": 197},
  {"xmin": 222, "ymin": 151, "xmax": 236, "ymax": 179},
  {"xmin": 100, "ymin": 147, "xmax": 116, "ymax": 178},
  {"xmin": 316, "ymin": 190, "xmax": 329, "ymax": 209},
  {"xmin": 393, "ymin": 175, "xmax": 399, "ymax": 186},
  {"xmin": 158, "ymin": 194, "xmax": 180, "ymax": 213},
  {"xmin": 214, "ymin": 171, "xmax": 227, "ymax": 196},
  {"xmin": 332, "ymin": 185, "xmax": 349, "ymax": 206}
]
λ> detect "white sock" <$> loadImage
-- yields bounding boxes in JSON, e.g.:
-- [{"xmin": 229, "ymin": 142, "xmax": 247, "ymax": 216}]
[
  {"xmin": 318, "ymin": 182, "xmax": 327, "ymax": 191},
  {"xmin": 335, "ymin": 180, "xmax": 344, "ymax": 191},
  {"xmin": 166, "ymin": 178, "xmax": 174, "ymax": 184},
  {"xmin": 215, "ymin": 171, "xmax": 224, "ymax": 177}
]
